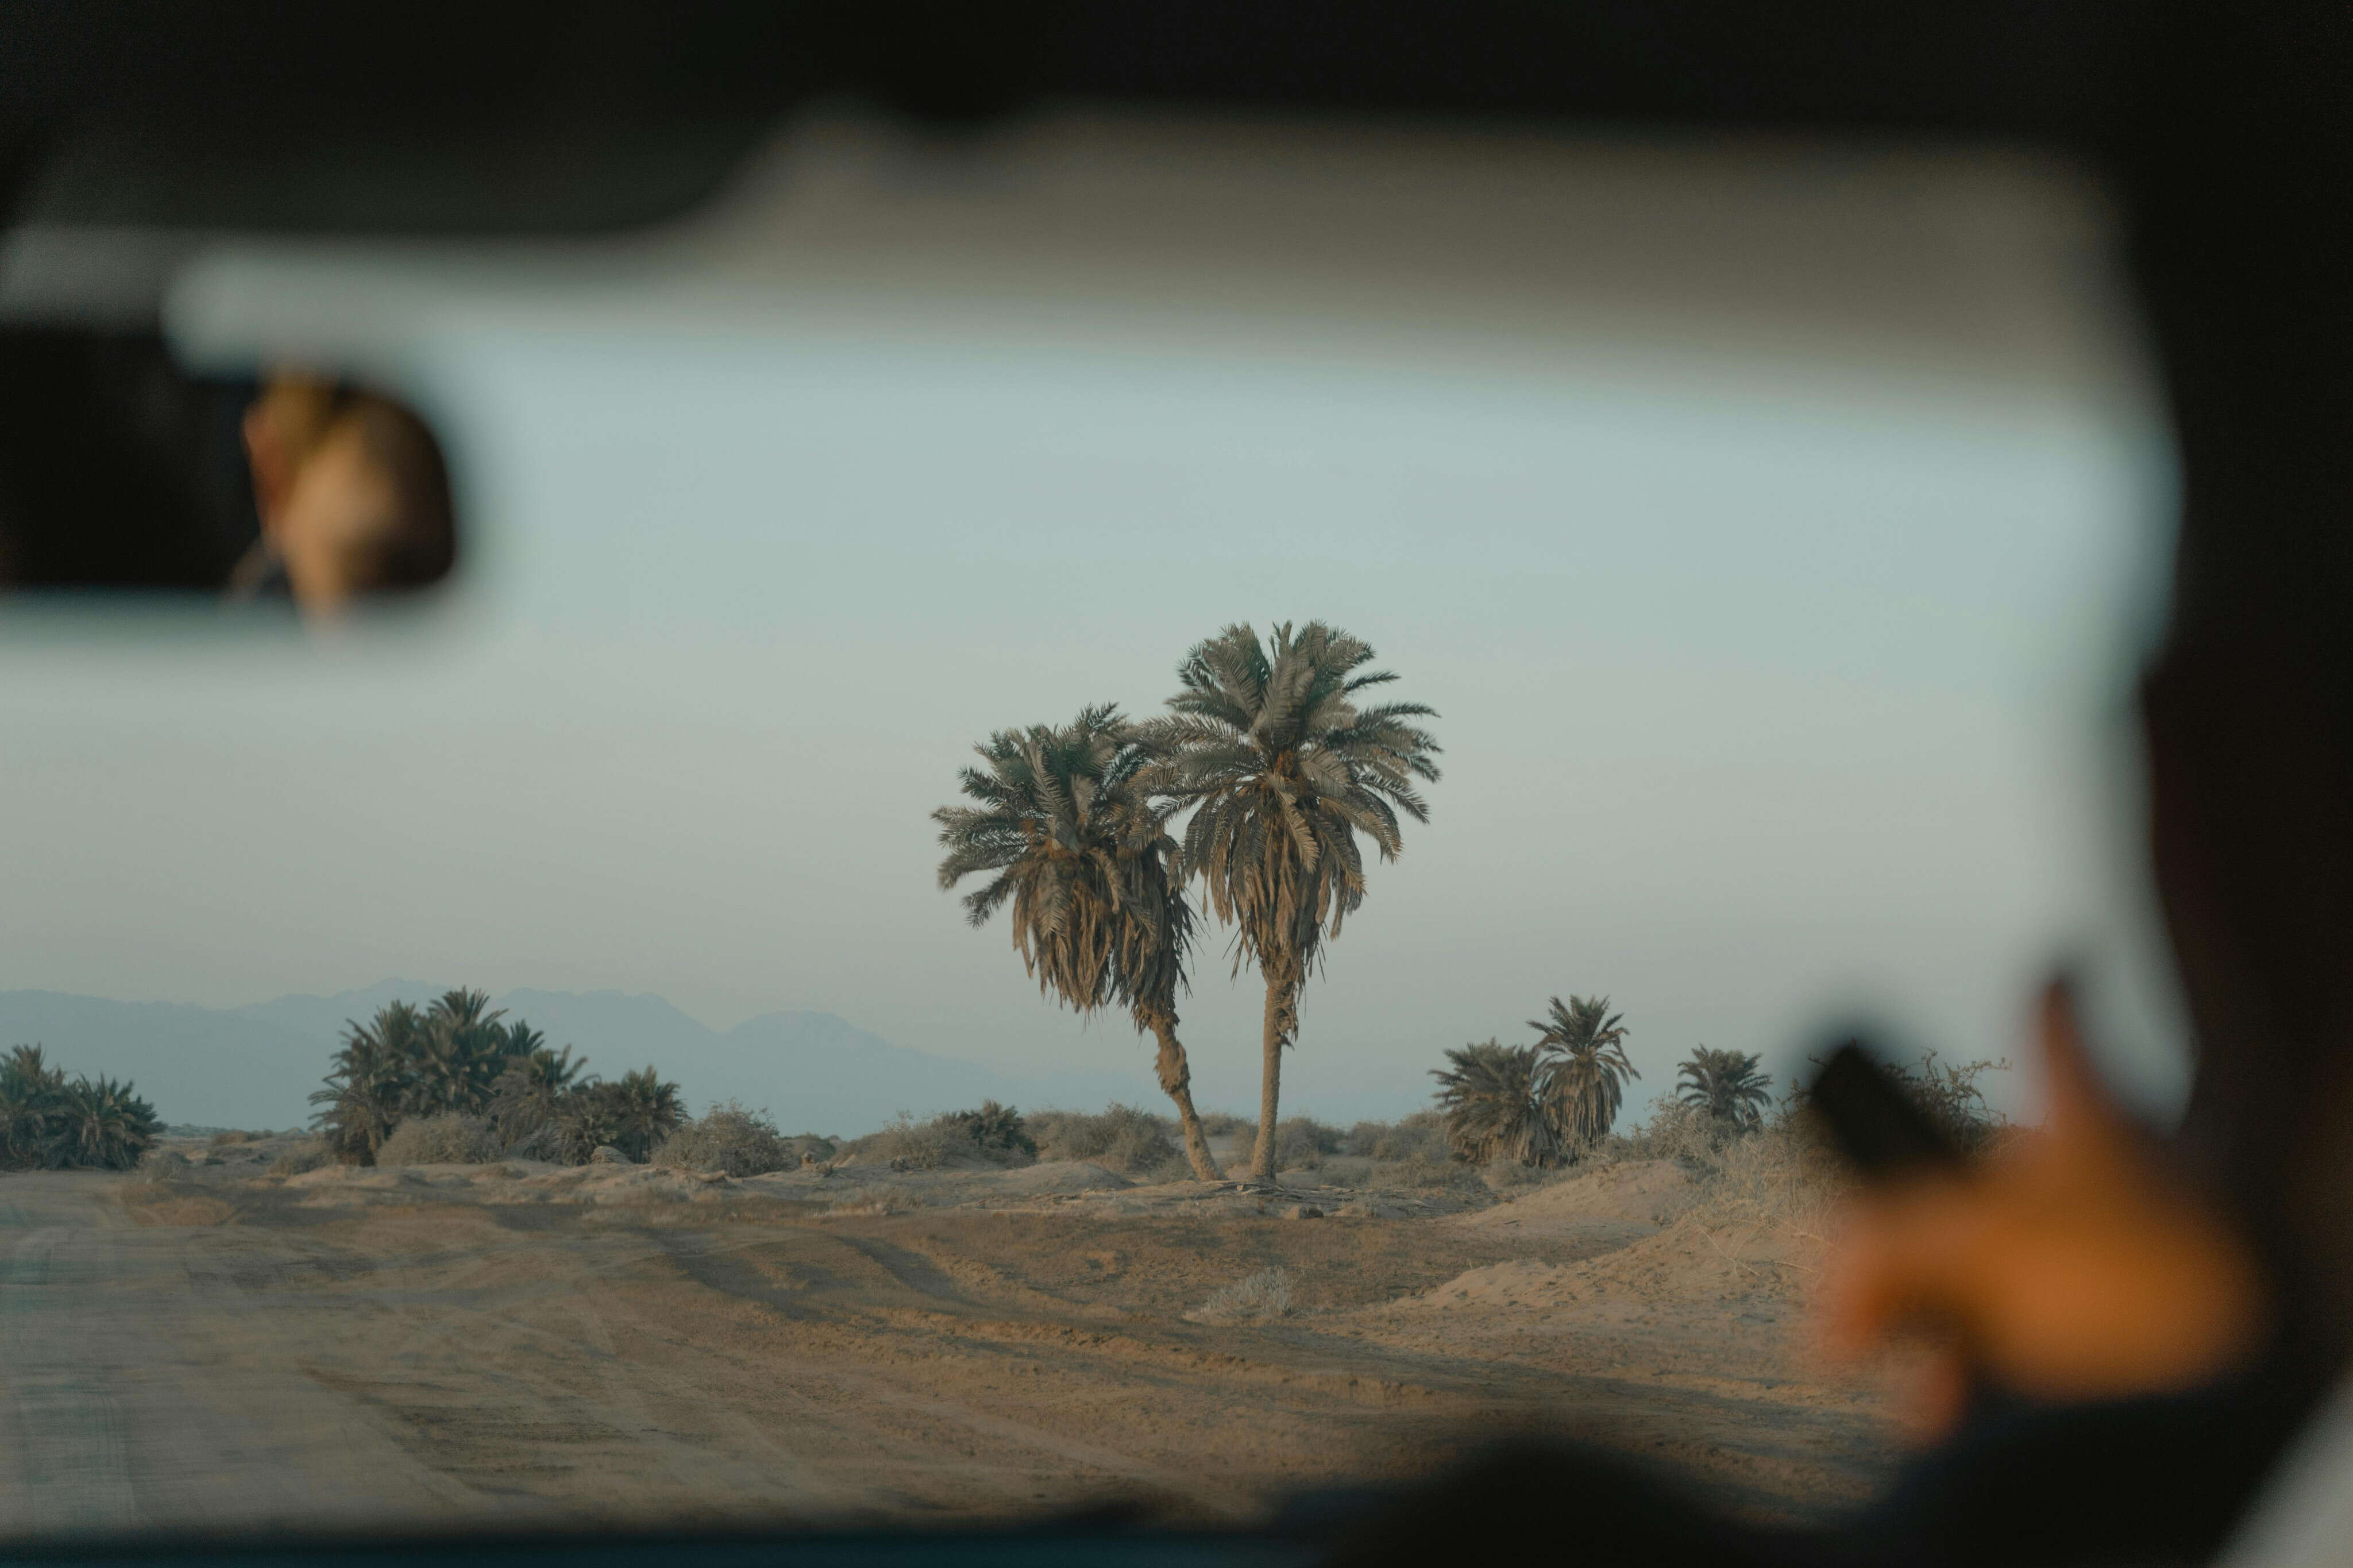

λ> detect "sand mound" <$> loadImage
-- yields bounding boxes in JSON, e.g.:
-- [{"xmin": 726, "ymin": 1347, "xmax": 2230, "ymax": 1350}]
[
  {"xmin": 1452, "ymin": 1159, "xmax": 1700, "ymax": 1238},
  {"xmin": 1399, "ymin": 1212, "xmax": 1819, "ymax": 1315}
]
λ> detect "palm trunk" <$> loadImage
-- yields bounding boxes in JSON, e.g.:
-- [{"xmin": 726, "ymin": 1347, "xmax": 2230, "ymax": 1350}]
[
  {"xmin": 1249, "ymin": 967, "xmax": 1298, "ymax": 1181},
  {"xmin": 1143, "ymin": 1009, "xmax": 1222, "ymax": 1181}
]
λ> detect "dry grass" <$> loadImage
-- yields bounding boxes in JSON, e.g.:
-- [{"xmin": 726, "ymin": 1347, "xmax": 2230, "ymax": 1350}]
[{"xmin": 1187, "ymin": 1266, "xmax": 1295, "ymax": 1323}]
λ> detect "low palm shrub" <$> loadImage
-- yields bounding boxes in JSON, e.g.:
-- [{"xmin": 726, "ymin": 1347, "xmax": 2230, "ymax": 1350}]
[
  {"xmin": 1432, "ymin": 1040, "xmax": 1563, "ymax": 1166},
  {"xmin": 1, "ymin": 1046, "xmax": 160, "ymax": 1171}
]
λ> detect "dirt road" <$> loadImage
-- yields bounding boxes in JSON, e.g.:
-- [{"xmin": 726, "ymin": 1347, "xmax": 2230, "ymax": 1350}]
[{"xmin": 0, "ymin": 1165, "xmax": 1896, "ymax": 1540}]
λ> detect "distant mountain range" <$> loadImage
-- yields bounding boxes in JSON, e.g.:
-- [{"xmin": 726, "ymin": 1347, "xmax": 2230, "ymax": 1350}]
[{"xmin": 0, "ymin": 983, "xmax": 1140, "ymax": 1136}]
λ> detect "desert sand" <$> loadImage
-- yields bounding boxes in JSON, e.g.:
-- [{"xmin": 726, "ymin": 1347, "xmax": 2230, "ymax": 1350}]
[{"xmin": 0, "ymin": 1134, "xmax": 1898, "ymax": 1541}]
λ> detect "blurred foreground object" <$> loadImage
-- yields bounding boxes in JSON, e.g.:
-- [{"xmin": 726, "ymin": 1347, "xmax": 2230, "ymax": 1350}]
[
  {"xmin": 1819, "ymin": 982, "xmax": 2266, "ymax": 1440},
  {"xmin": 233, "ymin": 372, "xmax": 455, "ymax": 617}
]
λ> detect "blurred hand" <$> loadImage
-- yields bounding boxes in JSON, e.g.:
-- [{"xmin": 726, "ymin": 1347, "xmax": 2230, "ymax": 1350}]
[{"xmin": 1819, "ymin": 982, "xmax": 2266, "ymax": 1441}]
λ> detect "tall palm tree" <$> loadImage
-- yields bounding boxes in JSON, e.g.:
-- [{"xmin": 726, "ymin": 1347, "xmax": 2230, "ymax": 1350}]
[
  {"xmin": 934, "ymin": 705, "xmax": 1224, "ymax": 1180},
  {"xmin": 1432, "ymin": 1040, "xmax": 1561, "ymax": 1167},
  {"xmin": 311, "ymin": 1002, "xmax": 426, "ymax": 1163},
  {"xmin": 1676, "ymin": 1046, "xmax": 1772, "ymax": 1134},
  {"xmin": 1533, "ymin": 995, "xmax": 1638, "ymax": 1150},
  {"xmin": 1144, "ymin": 622, "xmax": 1440, "ymax": 1180}
]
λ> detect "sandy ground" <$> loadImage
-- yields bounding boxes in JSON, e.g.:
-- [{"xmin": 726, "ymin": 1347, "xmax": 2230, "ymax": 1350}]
[{"xmin": 0, "ymin": 1138, "xmax": 1899, "ymax": 1542}]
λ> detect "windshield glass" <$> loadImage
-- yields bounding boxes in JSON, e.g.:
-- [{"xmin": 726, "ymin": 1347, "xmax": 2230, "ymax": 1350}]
[{"xmin": 0, "ymin": 115, "xmax": 2175, "ymax": 1540}]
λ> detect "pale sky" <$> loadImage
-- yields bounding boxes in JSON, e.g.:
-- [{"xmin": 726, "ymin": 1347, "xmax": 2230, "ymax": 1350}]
[{"xmin": 0, "ymin": 119, "xmax": 2186, "ymax": 1127}]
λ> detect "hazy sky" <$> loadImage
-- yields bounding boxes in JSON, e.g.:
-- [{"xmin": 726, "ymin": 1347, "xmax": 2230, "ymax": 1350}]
[{"xmin": 0, "ymin": 122, "xmax": 2184, "ymax": 1127}]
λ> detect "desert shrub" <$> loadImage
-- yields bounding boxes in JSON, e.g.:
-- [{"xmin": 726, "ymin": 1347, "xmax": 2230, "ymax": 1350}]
[
  {"xmin": 848, "ymin": 1113, "xmax": 972, "ymax": 1171},
  {"xmin": 1272, "ymin": 1117, "xmax": 1343, "ymax": 1171},
  {"xmin": 1029, "ymin": 1104, "xmax": 1182, "ymax": 1175},
  {"xmin": 377, "ymin": 1113, "xmax": 501, "ymax": 1165},
  {"xmin": 1196, "ymin": 1110, "xmax": 1253, "ymax": 1138},
  {"xmin": 209, "ymin": 1129, "xmax": 266, "ymax": 1147},
  {"xmin": 1601, "ymin": 1099, "xmax": 1725, "ymax": 1168},
  {"xmin": 937, "ymin": 1100, "xmax": 1037, "ymax": 1160},
  {"xmin": 1687, "ymin": 1117, "xmax": 1847, "ymax": 1234},
  {"xmin": 1366, "ymin": 1111, "xmax": 1451, "ymax": 1163},
  {"xmin": 275, "ymin": 1139, "xmax": 336, "ymax": 1176},
  {"xmin": 1190, "ymin": 1266, "xmax": 1294, "ymax": 1323},
  {"xmin": 1878, "ymin": 1053, "xmax": 2009, "ymax": 1153},
  {"xmin": 653, "ymin": 1102, "xmax": 796, "ymax": 1176}
]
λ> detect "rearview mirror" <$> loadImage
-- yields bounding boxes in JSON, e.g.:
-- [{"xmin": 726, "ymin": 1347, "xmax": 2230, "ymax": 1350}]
[{"xmin": 0, "ymin": 326, "xmax": 457, "ymax": 615}]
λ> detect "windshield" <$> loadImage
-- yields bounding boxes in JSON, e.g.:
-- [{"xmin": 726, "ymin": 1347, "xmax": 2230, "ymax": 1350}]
[{"xmin": 0, "ymin": 115, "xmax": 2175, "ymax": 1541}]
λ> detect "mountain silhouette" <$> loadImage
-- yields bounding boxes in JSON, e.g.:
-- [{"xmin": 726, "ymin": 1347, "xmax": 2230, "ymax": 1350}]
[{"xmin": 0, "ymin": 983, "xmax": 1136, "ymax": 1136}]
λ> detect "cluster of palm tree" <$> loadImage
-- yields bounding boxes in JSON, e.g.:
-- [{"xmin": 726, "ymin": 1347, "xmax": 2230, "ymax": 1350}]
[
  {"xmin": 1432, "ymin": 996, "xmax": 1637, "ymax": 1165},
  {"xmin": 934, "ymin": 621, "xmax": 1441, "ymax": 1182},
  {"xmin": 1433, "ymin": 999, "xmax": 1779, "ymax": 1167},
  {"xmin": 310, "ymin": 989, "xmax": 682, "ymax": 1165},
  {"xmin": 0, "ymin": 1044, "xmax": 161, "ymax": 1171}
]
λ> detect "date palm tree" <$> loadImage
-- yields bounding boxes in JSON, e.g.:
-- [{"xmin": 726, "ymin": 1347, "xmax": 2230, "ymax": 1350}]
[
  {"xmin": 410, "ymin": 988, "xmax": 517, "ymax": 1117},
  {"xmin": 1676, "ymin": 1045, "xmax": 1772, "ymax": 1134},
  {"xmin": 311, "ymin": 1002, "xmax": 426, "ymax": 1163},
  {"xmin": 1534, "ymin": 994, "xmax": 1638, "ymax": 1151},
  {"xmin": 934, "ymin": 705, "xmax": 1222, "ymax": 1179},
  {"xmin": 1143, "ymin": 622, "xmax": 1440, "ymax": 1180},
  {"xmin": 565, "ymin": 1067, "xmax": 683, "ymax": 1162},
  {"xmin": 53, "ymin": 1075, "xmax": 160, "ymax": 1170},
  {"xmin": 0, "ymin": 1044, "xmax": 68, "ymax": 1169},
  {"xmin": 1432, "ymin": 1040, "xmax": 1561, "ymax": 1167},
  {"xmin": 488, "ymin": 1042, "xmax": 589, "ymax": 1151}
]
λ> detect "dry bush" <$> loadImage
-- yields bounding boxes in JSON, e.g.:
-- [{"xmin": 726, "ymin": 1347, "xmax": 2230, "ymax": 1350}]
[
  {"xmin": 376, "ymin": 1113, "xmax": 501, "ymax": 1166},
  {"xmin": 1479, "ymin": 1156, "xmax": 1572, "ymax": 1192},
  {"xmin": 847, "ymin": 1114, "xmax": 970, "ymax": 1171},
  {"xmin": 653, "ymin": 1102, "xmax": 796, "ymax": 1177},
  {"xmin": 1196, "ymin": 1110, "xmax": 1253, "ymax": 1138},
  {"xmin": 1598, "ymin": 1099, "xmax": 1725, "ymax": 1168},
  {"xmin": 845, "ymin": 1104, "xmax": 1036, "ymax": 1171},
  {"xmin": 1273, "ymin": 1117, "xmax": 1344, "ymax": 1171},
  {"xmin": 274, "ymin": 1138, "xmax": 336, "ymax": 1175},
  {"xmin": 1189, "ymin": 1266, "xmax": 1295, "ymax": 1323},
  {"xmin": 935, "ymin": 1100, "xmax": 1037, "ymax": 1160},
  {"xmin": 1344, "ymin": 1111, "xmax": 1449, "ymax": 1163},
  {"xmin": 1029, "ymin": 1104, "xmax": 1183, "ymax": 1176},
  {"xmin": 208, "ymin": 1129, "xmax": 265, "ymax": 1148},
  {"xmin": 1874, "ymin": 1052, "xmax": 2011, "ymax": 1153},
  {"xmin": 1365, "ymin": 1156, "xmax": 1479, "ymax": 1192},
  {"xmin": 1683, "ymin": 1117, "xmax": 1847, "ymax": 1238}
]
